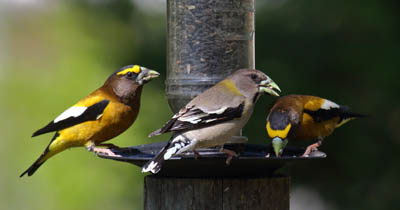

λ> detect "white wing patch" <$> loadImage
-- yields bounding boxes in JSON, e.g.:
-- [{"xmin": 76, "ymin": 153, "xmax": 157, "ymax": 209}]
[
  {"xmin": 163, "ymin": 135, "xmax": 195, "ymax": 159},
  {"xmin": 142, "ymin": 161, "xmax": 158, "ymax": 173},
  {"xmin": 321, "ymin": 99, "xmax": 340, "ymax": 110},
  {"xmin": 179, "ymin": 115, "xmax": 203, "ymax": 124},
  {"xmin": 179, "ymin": 107, "xmax": 228, "ymax": 124},
  {"xmin": 54, "ymin": 106, "xmax": 87, "ymax": 123},
  {"xmin": 164, "ymin": 147, "xmax": 178, "ymax": 160},
  {"xmin": 207, "ymin": 107, "xmax": 228, "ymax": 114}
]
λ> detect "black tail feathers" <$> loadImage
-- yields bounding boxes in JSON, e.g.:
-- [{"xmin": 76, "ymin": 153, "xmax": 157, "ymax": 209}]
[
  {"xmin": 340, "ymin": 105, "xmax": 368, "ymax": 119},
  {"xmin": 142, "ymin": 135, "xmax": 193, "ymax": 174},
  {"xmin": 20, "ymin": 145, "xmax": 50, "ymax": 177},
  {"xmin": 342, "ymin": 110, "xmax": 368, "ymax": 120},
  {"xmin": 20, "ymin": 133, "xmax": 58, "ymax": 177},
  {"xmin": 20, "ymin": 158, "xmax": 45, "ymax": 177},
  {"xmin": 345, "ymin": 112, "xmax": 368, "ymax": 119},
  {"xmin": 141, "ymin": 141, "xmax": 172, "ymax": 174},
  {"xmin": 20, "ymin": 144, "xmax": 51, "ymax": 177}
]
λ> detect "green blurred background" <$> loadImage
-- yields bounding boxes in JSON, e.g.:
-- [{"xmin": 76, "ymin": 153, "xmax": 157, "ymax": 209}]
[{"xmin": 1, "ymin": 0, "xmax": 399, "ymax": 209}]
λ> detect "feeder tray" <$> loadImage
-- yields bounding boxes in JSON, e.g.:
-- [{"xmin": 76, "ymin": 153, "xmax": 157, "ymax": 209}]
[{"xmin": 98, "ymin": 142, "xmax": 326, "ymax": 178}]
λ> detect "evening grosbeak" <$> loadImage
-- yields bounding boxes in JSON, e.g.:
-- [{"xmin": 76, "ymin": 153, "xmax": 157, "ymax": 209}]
[
  {"xmin": 142, "ymin": 69, "xmax": 281, "ymax": 174},
  {"xmin": 266, "ymin": 94, "xmax": 366, "ymax": 157},
  {"xmin": 20, "ymin": 65, "xmax": 159, "ymax": 177}
]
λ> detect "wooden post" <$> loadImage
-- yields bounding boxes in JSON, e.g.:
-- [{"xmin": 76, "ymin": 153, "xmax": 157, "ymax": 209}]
[
  {"xmin": 99, "ymin": 142, "xmax": 322, "ymax": 209},
  {"xmin": 144, "ymin": 176, "xmax": 290, "ymax": 210}
]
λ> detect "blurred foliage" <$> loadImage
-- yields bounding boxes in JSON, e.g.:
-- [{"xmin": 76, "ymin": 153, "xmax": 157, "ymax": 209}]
[{"xmin": 0, "ymin": 0, "xmax": 399, "ymax": 210}]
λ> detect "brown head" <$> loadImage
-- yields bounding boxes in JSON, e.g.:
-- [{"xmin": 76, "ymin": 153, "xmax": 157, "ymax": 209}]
[
  {"xmin": 104, "ymin": 65, "xmax": 160, "ymax": 105},
  {"xmin": 227, "ymin": 69, "xmax": 281, "ymax": 102}
]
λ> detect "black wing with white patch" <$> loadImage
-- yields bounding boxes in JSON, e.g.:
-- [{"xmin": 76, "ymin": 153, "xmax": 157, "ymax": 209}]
[
  {"xmin": 149, "ymin": 103, "xmax": 245, "ymax": 137},
  {"xmin": 303, "ymin": 107, "xmax": 343, "ymax": 123},
  {"xmin": 304, "ymin": 105, "xmax": 367, "ymax": 124},
  {"xmin": 32, "ymin": 100, "xmax": 110, "ymax": 137}
]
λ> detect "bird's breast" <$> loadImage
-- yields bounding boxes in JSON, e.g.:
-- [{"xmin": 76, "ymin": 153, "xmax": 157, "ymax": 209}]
[{"xmin": 92, "ymin": 101, "xmax": 138, "ymax": 142}]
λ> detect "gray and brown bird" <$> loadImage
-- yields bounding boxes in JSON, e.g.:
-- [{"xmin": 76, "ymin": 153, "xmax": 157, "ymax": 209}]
[
  {"xmin": 266, "ymin": 94, "xmax": 365, "ymax": 157},
  {"xmin": 142, "ymin": 69, "xmax": 281, "ymax": 174},
  {"xmin": 20, "ymin": 65, "xmax": 159, "ymax": 177}
]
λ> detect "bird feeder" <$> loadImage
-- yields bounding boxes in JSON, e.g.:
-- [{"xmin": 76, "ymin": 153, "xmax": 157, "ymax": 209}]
[
  {"xmin": 165, "ymin": 0, "xmax": 255, "ymax": 112},
  {"xmin": 99, "ymin": 0, "xmax": 325, "ymax": 209}
]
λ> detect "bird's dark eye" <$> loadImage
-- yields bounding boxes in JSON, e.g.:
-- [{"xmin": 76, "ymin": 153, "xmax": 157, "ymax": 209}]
[
  {"xmin": 125, "ymin": 71, "xmax": 138, "ymax": 80},
  {"xmin": 249, "ymin": 74, "xmax": 259, "ymax": 82}
]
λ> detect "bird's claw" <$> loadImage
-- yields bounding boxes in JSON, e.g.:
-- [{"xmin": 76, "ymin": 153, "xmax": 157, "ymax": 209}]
[
  {"xmin": 220, "ymin": 148, "xmax": 238, "ymax": 165},
  {"xmin": 302, "ymin": 141, "xmax": 322, "ymax": 157},
  {"xmin": 92, "ymin": 147, "xmax": 121, "ymax": 157},
  {"xmin": 194, "ymin": 150, "xmax": 200, "ymax": 160}
]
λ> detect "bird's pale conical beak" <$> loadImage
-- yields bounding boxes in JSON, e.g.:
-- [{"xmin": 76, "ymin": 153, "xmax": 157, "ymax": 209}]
[
  {"xmin": 259, "ymin": 78, "xmax": 281, "ymax": 97},
  {"xmin": 272, "ymin": 137, "xmax": 287, "ymax": 157},
  {"xmin": 141, "ymin": 68, "xmax": 160, "ymax": 82}
]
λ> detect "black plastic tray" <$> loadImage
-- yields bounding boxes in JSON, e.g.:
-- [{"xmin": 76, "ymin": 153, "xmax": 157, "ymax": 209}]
[{"xmin": 98, "ymin": 142, "xmax": 326, "ymax": 177}]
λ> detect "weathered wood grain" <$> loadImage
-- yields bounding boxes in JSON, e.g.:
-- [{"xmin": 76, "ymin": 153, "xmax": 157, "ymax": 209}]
[{"xmin": 144, "ymin": 176, "xmax": 289, "ymax": 210}]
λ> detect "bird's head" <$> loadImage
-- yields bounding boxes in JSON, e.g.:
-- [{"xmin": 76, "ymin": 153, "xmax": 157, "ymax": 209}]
[
  {"xmin": 228, "ymin": 69, "xmax": 281, "ymax": 101},
  {"xmin": 113, "ymin": 65, "xmax": 160, "ymax": 86},
  {"xmin": 106, "ymin": 65, "xmax": 160, "ymax": 104},
  {"xmin": 266, "ymin": 110, "xmax": 291, "ymax": 157}
]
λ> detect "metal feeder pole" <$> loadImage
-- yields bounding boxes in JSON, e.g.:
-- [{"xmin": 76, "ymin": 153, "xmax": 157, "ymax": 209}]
[{"xmin": 146, "ymin": 0, "xmax": 289, "ymax": 209}]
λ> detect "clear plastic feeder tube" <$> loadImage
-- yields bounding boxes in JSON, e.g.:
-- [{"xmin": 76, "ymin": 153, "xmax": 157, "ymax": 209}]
[{"xmin": 166, "ymin": 0, "xmax": 255, "ymax": 112}]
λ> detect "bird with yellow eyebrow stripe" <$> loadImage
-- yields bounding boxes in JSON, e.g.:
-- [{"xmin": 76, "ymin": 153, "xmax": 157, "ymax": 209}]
[
  {"xmin": 20, "ymin": 65, "xmax": 159, "ymax": 177},
  {"xmin": 266, "ymin": 94, "xmax": 366, "ymax": 157}
]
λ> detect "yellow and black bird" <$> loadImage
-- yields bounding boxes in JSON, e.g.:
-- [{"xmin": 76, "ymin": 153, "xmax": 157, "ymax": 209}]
[
  {"xmin": 20, "ymin": 65, "xmax": 159, "ymax": 177},
  {"xmin": 266, "ymin": 94, "xmax": 365, "ymax": 157}
]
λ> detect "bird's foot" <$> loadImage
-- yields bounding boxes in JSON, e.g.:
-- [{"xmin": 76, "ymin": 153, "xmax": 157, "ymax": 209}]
[
  {"xmin": 93, "ymin": 147, "xmax": 121, "ymax": 157},
  {"xmin": 220, "ymin": 148, "xmax": 238, "ymax": 165},
  {"xmin": 194, "ymin": 150, "xmax": 200, "ymax": 160},
  {"xmin": 302, "ymin": 140, "xmax": 322, "ymax": 157}
]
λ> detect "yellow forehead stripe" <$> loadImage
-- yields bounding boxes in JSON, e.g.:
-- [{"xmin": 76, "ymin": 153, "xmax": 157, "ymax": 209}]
[
  {"xmin": 117, "ymin": 65, "xmax": 141, "ymax": 75},
  {"xmin": 266, "ymin": 121, "xmax": 291, "ymax": 139}
]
